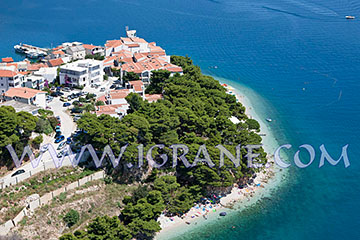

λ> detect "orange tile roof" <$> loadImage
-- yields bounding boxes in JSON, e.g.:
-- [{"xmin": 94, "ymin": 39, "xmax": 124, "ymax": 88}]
[
  {"xmin": 52, "ymin": 50, "xmax": 65, "ymax": 55},
  {"xmin": 48, "ymin": 58, "xmax": 64, "ymax": 67},
  {"xmin": 129, "ymin": 80, "xmax": 143, "ymax": 92},
  {"xmin": 145, "ymin": 94, "xmax": 162, "ymax": 102},
  {"xmin": 105, "ymin": 40, "xmax": 123, "ymax": 49},
  {"xmin": 109, "ymin": 89, "xmax": 131, "ymax": 99},
  {"xmin": 2, "ymin": 57, "xmax": 14, "ymax": 63},
  {"xmin": 127, "ymin": 43, "xmax": 140, "ymax": 48},
  {"xmin": 96, "ymin": 104, "xmax": 127, "ymax": 115},
  {"xmin": 83, "ymin": 44, "xmax": 97, "ymax": 50},
  {"xmin": 97, "ymin": 95, "xmax": 106, "ymax": 102},
  {"xmin": 0, "ymin": 70, "xmax": 17, "ymax": 77},
  {"xmin": 53, "ymin": 46, "xmax": 63, "ymax": 51},
  {"xmin": 5, "ymin": 87, "xmax": 45, "ymax": 99},
  {"xmin": 27, "ymin": 63, "xmax": 48, "ymax": 71}
]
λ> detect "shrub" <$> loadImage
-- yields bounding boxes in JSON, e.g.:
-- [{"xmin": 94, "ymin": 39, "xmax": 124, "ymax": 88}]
[{"xmin": 63, "ymin": 209, "xmax": 80, "ymax": 227}]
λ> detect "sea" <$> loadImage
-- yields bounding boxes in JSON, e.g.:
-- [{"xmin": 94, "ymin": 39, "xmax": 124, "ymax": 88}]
[{"xmin": 0, "ymin": 0, "xmax": 359, "ymax": 239}]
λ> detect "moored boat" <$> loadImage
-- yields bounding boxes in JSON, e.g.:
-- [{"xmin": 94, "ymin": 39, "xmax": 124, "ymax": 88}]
[{"xmin": 346, "ymin": 16, "xmax": 355, "ymax": 19}]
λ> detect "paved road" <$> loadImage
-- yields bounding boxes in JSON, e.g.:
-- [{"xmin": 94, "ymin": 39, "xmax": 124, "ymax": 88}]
[
  {"xmin": 0, "ymin": 78, "xmax": 117, "ymax": 189},
  {"xmin": 0, "ymin": 97, "xmax": 76, "ymax": 189}
]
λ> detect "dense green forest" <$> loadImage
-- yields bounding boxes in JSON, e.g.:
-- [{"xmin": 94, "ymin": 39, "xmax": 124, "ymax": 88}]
[
  {"xmin": 0, "ymin": 107, "xmax": 55, "ymax": 168},
  {"xmin": 60, "ymin": 56, "xmax": 266, "ymax": 239}
]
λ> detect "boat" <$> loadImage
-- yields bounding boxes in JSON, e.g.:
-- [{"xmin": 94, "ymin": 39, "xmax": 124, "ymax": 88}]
[
  {"xmin": 266, "ymin": 118, "xmax": 272, "ymax": 122},
  {"xmin": 14, "ymin": 44, "xmax": 26, "ymax": 53},
  {"xmin": 346, "ymin": 16, "xmax": 355, "ymax": 19},
  {"xmin": 219, "ymin": 212, "xmax": 227, "ymax": 216}
]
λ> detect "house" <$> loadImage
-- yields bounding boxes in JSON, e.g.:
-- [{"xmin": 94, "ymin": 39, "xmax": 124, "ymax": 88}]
[
  {"xmin": 23, "ymin": 75, "xmax": 45, "ymax": 90},
  {"xmin": 128, "ymin": 80, "xmax": 144, "ymax": 95},
  {"xmin": 47, "ymin": 58, "xmax": 64, "ymax": 67},
  {"xmin": 65, "ymin": 45, "xmax": 86, "ymax": 60},
  {"xmin": 0, "ymin": 100, "xmax": 41, "ymax": 115},
  {"xmin": 59, "ymin": 59, "xmax": 104, "ymax": 87},
  {"xmin": 3, "ymin": 87, "xmax": 46, "ymax": 108},
  {"xmin": 95, "ymin": 104, "xmax": 128, "ymax": 119},
  {"xmin": 83, "ymin": 44, "xmax": 105, "ymax": 56},
  {"xmin": 145, "ymin": 94, "xmax": 162, "ymax": 103},
  {"xmin": 106, "ymin": 89, "xmax": 132, "ymax": 105},
  {"xmin": 51, "ymin": 50, "xmax": 66, "ymax": 59},
  {"xmin": 33, "ymin": 67, "xmax": 57, "ymax": 85},
  {"xmin": 0, "ymin": 70, "xmax": 24, "ymax": 93},
  {"xmin": 1, "ymin": 57, "xmax": 14, "ymax": 63}
]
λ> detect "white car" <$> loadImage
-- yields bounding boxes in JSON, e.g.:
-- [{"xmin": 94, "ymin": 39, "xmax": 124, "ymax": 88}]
[{"xmin": 40, "ymin": 145, "xmax": 49, "ymax": 153}]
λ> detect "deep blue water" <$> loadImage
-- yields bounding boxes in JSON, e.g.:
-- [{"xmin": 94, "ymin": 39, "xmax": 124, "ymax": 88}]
[{"xmin": 1, "ymin": 0, "xmax": 359, "ymax": 239}]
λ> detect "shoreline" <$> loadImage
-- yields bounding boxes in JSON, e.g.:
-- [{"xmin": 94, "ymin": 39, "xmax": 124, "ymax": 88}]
[{"xmin": 155, "ymin": 79, "xmax": 287, "ymax": 240}]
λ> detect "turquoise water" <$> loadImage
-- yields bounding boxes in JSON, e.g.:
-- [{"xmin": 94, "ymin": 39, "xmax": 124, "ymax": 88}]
[{"xmin": 1, "ymin": 0, "xmax": 359, "ymax": 239}]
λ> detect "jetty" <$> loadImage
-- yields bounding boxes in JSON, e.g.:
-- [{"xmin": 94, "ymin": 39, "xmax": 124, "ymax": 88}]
[{"xmin": 14, "ymin": 43, "xmax": 49, "ymax": 59}]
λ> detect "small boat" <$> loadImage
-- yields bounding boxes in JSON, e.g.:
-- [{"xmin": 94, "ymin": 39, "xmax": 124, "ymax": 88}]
[
  {"xmin": 266, "ymin": 118, "xmax": 272, "ymax": 122},
  {"xmin": 14, "ymin": 44, "xmax": 26, "ymax": 53},
  {"xmin": 219, "ymin": 212, "xmax": 227, "ymax": 216},
  {"xmin": 346, "ymin": 16, "xmax": 355, "ymax": 19}
]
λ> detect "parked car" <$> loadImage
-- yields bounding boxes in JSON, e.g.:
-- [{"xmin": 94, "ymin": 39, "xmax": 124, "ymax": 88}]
[
  {"xmin": 11, "ymin": 169, "xmax": 25, "ymax": 177},
  {"xmin": 71, "ymin": 108, "xmax": 83, "ymax": 114},
  {"xmin": 100, "ymin": 87, "xmax": 106, "ymax": 92},
  {"xmin": 110, "ymin": 85, "xmax": 116, "ymax": 89},
  {"xmin": 73, "ymin": 116, "xmax": 81, "ymax": 122},
  {"xmin": 57, "ymin": 142, "xmax": 66, "ymax": 150},
  {"xmin": 63, "ymin": 87, "xmax": 71, "ymax": 92},
  {"xmin": 40, "ymin": 145, "xmax": 49, "ymax": 153},
  {"xmin": 66, "ymin": 137, "xmax": 72, "ymax": 144},
  {"xmin": 115, "ymin": 87, "xmax": 122, "ymax": 90},
  {"xmin": 56, "ymin": 116, "xmax": 61, "ymax": 121},
  {"xmin": 60, "ymin": 96, "xmax": 67, "ymax": 102},
  {"xmin": 63, "ymin": 102, "xmax": 71, "ymax": 107},
  {"xmin": 55, "ymin": 135, "xmax": 65, "ymax": 143}
]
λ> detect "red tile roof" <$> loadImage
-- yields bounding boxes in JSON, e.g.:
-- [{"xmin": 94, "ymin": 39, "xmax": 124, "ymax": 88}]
[
  {"xmin": 27, "ymin": 63, "xmax": 48, "ymax": 71},
  {"xmin": 5, "ymin": 87, "xmax": 45, "ymax": 99},
  {"xmin": 0, "ymin": 70, "xmax": 17, "ymax": 77},
  {"xmin": 129, "ymin": 80, "xmax": 144, "ymax": 92},
  {"xmin": 109, "ymin": 89, "xmax": 131, "ymax": 99},
  {"xmin": 52, "ymin": 50, "xmax": 65, "ymax": 55},
  {"xmin": 48, "ymin": 58, "xmax": 64, "ymax": 67},
  {"xmin": 2, "ymin": 57, "xmax": 14, "ymax": 63},
  {"xmin": 145, "ymin": 94, "xmax": 162, "ymax": 102}
]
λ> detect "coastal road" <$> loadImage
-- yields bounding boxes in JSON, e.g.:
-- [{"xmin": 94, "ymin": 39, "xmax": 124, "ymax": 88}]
[{"xmin": 0, "ymin": 97, "xmax": 77, "ymax": 189}]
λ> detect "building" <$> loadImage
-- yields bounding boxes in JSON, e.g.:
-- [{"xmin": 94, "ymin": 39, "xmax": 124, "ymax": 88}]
[
  {"xmin": 0, "ymin": 100, "xmax": 41, "ymax": 115},
  {"xmin": 104, "ymin": 30, "xmax": 183, "ymax": 85},
  {"xmin": 105, "ymin": 89, "xmax": 132, "ymax": 105},
  {"xmin": 0, "ymin": 70, "xmax": 24, "ymax": 93},
  {"xmin": 33, "ymin": 67, "xmax": 57, "ymax": 85},
  {"xmin": 1, "ymin": 57, "xmax": 14, "ymax": 63},
  {"xmin": 83, "ymin": 44, "xmax": 105, "ymax": 56},
  {"xmin": 95, "ymin": 104, "xmax": 128, "ymax": 119},
  {"xmin": 59, "ymin": 59, "xmax": 104, "ymax": 87},
  {"xmin": 23, "ymin": 75, "xmax": 45, "ymax": 90},
  {"xmin": 65, "ymin": 45, "xmax": 86, "ymax": 60},
  {"xmin": 47, "ymin": 58, "xmax": 64, "ymax": 67},
  {"xmin": 3, "ymin": 87, "xmax": 46, "ymax": 108}
]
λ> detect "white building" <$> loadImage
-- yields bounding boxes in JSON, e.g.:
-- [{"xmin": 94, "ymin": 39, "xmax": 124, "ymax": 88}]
[
  {"xmin": 3, "ymin": 87, "xmax": 46, "ymax": 108},
  {"xmin": 33, "ymin": 67, "xmax": 58, "ymax": 85},
  {"xmin": 59, "ymin": 59, "xmax": 104, "ymax": 87},
  {"xmin": 0, "ymin": 70, "xmax": 24, "ymax": 93},
  {"xmin": 24, "ymin": 75, "xmax": 45, "ymax": 90},
  {"xmin": 65, "ymin": 45, "xmax": 86, "ymax": 60},
  {"xmin": 83, "ymin": 44, "xmax": 105, "ymax": 56}
]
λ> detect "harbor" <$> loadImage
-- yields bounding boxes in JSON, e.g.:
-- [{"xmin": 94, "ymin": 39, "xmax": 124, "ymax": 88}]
[{"xmin": 14, "ymin": 43, "xmax": 49, "ymax": 59}]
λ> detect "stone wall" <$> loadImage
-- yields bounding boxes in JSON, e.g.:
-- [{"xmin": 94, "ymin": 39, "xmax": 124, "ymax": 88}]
[{"xmin": 0, "ymin": 170, "xmax": 105, "ymax": 236}]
